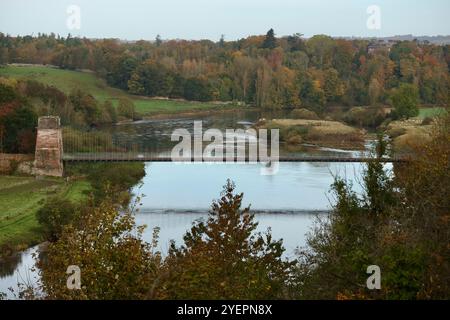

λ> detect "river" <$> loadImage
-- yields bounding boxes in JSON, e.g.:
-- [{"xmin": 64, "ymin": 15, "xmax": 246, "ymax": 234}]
[{"xmin": 1, "ymin": 109, "xmax": 378, "ymax": 298}]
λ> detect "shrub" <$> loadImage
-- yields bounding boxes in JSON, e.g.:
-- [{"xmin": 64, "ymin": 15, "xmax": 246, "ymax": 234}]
[
  {"xmin": 37, "ymin": 195, "xmax": 161, "ymax": 299},
  {"xmin": 344, "ymin": 106, "xmax": 387, "ymax": 128},
  {"xmin": 290, "ymin": 108, "xmax": 320, "ymax": 120},
  {"xmin": 36, "ymin": 198, "xmax": 80, "ymax": 241},
  {"xmin": 421, "ymin": 117, "xmax": 434, "ymax": 126},
  {"xmin": 117, "ymin": 98, "xmax": 139, "ymax": 120},
  {"xmin": 86, "ymin": 163, "xmax": 146, "ymax": 205}
]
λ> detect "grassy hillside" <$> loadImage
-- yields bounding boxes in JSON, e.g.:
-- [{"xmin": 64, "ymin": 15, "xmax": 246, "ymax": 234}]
[
  {"xmin": 0, "ymin": 176, "xmax": 90, "ymax": 250},
  {"xmin": 0, "ymin": 65, "xmax": 228, "ymax": 115}
]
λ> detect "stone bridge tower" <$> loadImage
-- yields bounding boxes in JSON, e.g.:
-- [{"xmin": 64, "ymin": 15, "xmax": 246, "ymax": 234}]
[{"xmin": 33, "ymin": 116, "xmax": 63, "ymax": 177}]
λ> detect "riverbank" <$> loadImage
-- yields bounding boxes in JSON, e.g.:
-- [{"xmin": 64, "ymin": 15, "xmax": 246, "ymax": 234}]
[
  {"xmin": 384, "ymin": 107, "xmax": 447, "ymax": 154},
  {"xmin": 255, "ymin": 118, "xmax": 367, "ymax": 150},
  {"xmin": 128, "ymin": 104, "xmax": 250, "ymax": 121},
  {"xmin": 0, "ymin": 175, "xmax": 91, "ymax": 257}
]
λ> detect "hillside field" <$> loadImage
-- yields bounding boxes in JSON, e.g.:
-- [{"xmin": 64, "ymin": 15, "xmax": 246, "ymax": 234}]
[{"xmin": 0, "ymin": 65, "xmax": 228, "ymax": 115}]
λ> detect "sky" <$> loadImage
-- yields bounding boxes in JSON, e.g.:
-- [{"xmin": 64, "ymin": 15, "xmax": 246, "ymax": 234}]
[{"xmin": 0, "ymin": 0, "xmax": 449, "ymax": 41}]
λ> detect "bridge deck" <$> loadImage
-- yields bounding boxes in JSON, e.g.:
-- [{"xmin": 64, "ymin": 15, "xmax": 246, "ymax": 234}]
[{"xmin": 63, "ymin": 153, "xmax": 410, "ymax": 163}]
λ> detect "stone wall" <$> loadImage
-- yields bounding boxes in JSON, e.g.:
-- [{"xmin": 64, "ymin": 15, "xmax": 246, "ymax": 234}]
[{"xmin": 0, "ymin": 153, "xmax": 34, "ymax": 174}]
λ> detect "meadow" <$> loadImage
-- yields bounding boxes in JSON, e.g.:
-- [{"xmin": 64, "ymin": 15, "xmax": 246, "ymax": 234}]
[
  {"xmin": 0, "ymin": 65, "xmax": 227, "ymax": 115},
  {"xmin": 0, "ymin": 176, "xmax": 90, "ymax": 250},
  {"xmin": 417, "ymin": 107, "xmax": 447, "ymax": 119}
]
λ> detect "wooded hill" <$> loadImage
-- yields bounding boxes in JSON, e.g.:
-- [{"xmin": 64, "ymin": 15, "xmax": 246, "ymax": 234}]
[{"xmin": 1, "ymin": 30, "xmax": 449, "ymax": 111}]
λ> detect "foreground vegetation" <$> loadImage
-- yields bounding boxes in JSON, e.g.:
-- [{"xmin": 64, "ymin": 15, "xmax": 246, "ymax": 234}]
[{"xmin": 295, "ymin": 116, "xmax": 449, "ymax": 299}]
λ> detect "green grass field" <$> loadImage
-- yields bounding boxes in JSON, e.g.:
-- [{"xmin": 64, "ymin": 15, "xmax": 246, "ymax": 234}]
[
  {"xmin": 0, "ymin": 176, "xmax": 91, "ymax": 249},
  {"xmin": 0, "ymin": 65, "xmax": 227, "ymax": 115},
  {"xmin": 417, "ymin": 107, "xmax": 447, "ymax": 119}
]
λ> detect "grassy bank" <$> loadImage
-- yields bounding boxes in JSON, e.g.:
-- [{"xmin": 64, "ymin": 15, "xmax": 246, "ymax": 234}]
[
  {"xmin": 258, "ymin": 119, "xmax": 366, "ymax": 150},
  {"xmin": 0, "ymin": 65, "xmax": 231, "ymax": 116},
  {"xmin": 417, "ymin": 107, "xmax": 447, "ymax": 119},
  {"xmin": 385, "ymin": 108, "xmax": 447, "ymax": 154},
  {"xmin": 0, "ymin": 175, "xmax": 91, "ymax": 251}
]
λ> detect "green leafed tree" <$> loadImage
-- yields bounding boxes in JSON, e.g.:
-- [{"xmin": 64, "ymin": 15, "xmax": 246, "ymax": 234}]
[{"xmin": 390, "ymin": 83, "xmax": 420, "ymax": 119}]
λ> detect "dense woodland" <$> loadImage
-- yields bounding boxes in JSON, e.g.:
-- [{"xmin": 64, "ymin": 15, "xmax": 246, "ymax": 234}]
[{"xmin": 1, "ymin": 30, "xmax": 449, "ymax": 110}]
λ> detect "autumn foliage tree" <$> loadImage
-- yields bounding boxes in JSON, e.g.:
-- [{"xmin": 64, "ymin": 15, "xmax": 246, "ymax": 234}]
[
  {"xmin": 159, "ymin": 180, "xmax": 293, "ymax": 299},
  {"xmin": 0, "ymin": 83, "xmax": 37, "ymax": 153},
  {"xmin": 37, "ymin": 195, "xmax": 162, "ymax": 300},
  {"xmin": 295, "ymin": 117, "xmax": 450, "ymax": 300}
]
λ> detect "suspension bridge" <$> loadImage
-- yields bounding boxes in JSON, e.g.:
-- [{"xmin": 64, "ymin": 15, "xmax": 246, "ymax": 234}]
[{"xmin": 33, "ymin": 116, "xmax": 410, "ymax": 177}]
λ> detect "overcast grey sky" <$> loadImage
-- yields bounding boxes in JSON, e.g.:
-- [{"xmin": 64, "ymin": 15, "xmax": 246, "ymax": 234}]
[{"xmin": 1, "ymin": 0, "xmax": 449, "ymax": 40}]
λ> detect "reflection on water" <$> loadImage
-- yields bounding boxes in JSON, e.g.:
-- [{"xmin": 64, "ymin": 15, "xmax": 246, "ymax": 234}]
[
  {"xmin": 131, "ymin": 161, "xmax": 367, "ymax": 258},
  {"xmin": 0, "ymin": 245, "xmax": 42, "ymax": 299},
  {"xmin": 0, "ymin": 253, "xmax": 22, "ymax": 278},
  {"xmin": 134, "ymin": 162, "xmax": 366, "ymax": 211},
  {"xmin": 136, "ymin": 210, "xmax": 326, "ymax": 258}
]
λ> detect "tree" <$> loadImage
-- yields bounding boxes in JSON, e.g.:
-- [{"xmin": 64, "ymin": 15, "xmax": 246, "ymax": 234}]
[
  {"xmin": 101, "ymin": 100, "xmax": 117, "ymax": 123},
  {"xmin": 255, "ymin": 60, "xmax": 273, "ymax": 108},
  {"xmin": 37, "ymin": 195, "xmax": 161, "ymax": 300},
  {"xmin": 390, "ymin": 83, "xmax": 420, "ymax": 119},
  {"xmin": 107, "ymin": 55, "xmax": 138, "ymax": 90},
  {"xmin": 160, "ymin": 180, "xmax": 293, "ymax": 299},
  {"xmin": 323, "ymin": 68, "xmax": 344, "ymax": 103},
  {"xmin": 295, "ymin": 120, "xmax": 450, "ymax": 299},
  {"xmin": 85, "ymin": 162, "xmax": 146, "ymax": 205},
  {"xmin": 36, "ymin": 198, "xmax": 80, "ymax": 241},
  {"xmin": 155, "ymin": 34, "xmax": 162, "ymax": 47},
  {"xmin": 0, "ymin": 84, "xmax": 37, "ymax": 153},
  {"xmin": 286, "ymin": 33, "xmax": 305, "ymax": 52},
  {"xmin": 219, "ymin": 34, "xmax": 225, "ymax": 48},
  {"xmin": 183, "ymin": 78, "xmax": 212, "ymax": 101},
  {"xmin": 295, "ymin": 136, "xmax": 399, "ymax": 299},
  {"xmin": 261, "ymin": 29, "xmax": 277, "ymax": 49},
  {"xmin": 69, "ymin": 90, "xmax": 102, "ymax": 126},
  {"xmin": 368, "ymin": 77, "xmax": 383, "ymax": 106},
  {"xmin": 117, "ymin": 98, "xmax": 137, "ymax": 120}
]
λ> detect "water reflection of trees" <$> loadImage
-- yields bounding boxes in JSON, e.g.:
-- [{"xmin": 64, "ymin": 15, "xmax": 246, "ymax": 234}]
[{"xmin": 0, "ymin": 253, "xmax": 22, "ymax": 278}]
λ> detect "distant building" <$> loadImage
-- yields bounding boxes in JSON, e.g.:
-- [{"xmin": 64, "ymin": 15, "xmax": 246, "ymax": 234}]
[{"xmin": 367, "ymin": 40, "xmax": 397, "ymax": 55}]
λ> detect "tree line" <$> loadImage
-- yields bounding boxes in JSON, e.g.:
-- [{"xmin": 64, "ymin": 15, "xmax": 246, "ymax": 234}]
[{"xmin": 1, "ymin": 30, "xmax": 449, "ymax": 112}]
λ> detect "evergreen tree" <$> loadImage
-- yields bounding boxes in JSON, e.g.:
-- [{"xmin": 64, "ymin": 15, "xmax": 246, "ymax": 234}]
[{"xmin": 262, "ymin": 28, "xmax": 277, "ymax": 49}]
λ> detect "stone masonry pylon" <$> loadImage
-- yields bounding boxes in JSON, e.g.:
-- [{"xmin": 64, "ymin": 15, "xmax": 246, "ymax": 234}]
[{"xmin": 33, "ymin": 116, "xmax": 64, "ymax": 177}]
